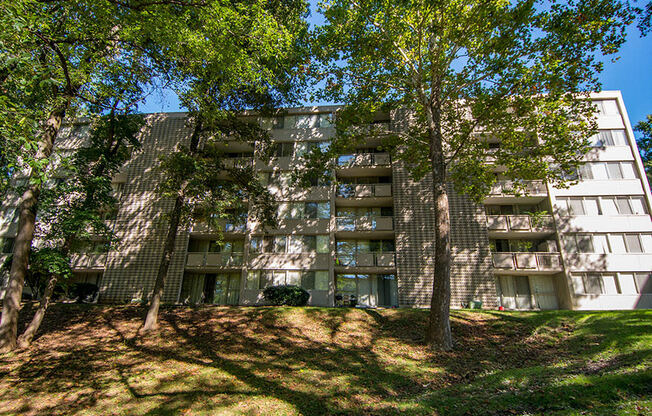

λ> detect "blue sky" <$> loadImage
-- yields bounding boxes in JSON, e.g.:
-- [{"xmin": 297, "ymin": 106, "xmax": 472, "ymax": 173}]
[{"xmin": 139, "ymin": 6, "xmax": 652, "ymax": 132}]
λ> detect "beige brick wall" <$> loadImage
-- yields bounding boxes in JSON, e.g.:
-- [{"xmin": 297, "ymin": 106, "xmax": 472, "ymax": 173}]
[
  {"xmin": 391, "ymin": 160, "xmax": 497, "ymax": 309},
  {"xmin": 99, "ymin": 114, "xmax": 190, "ymax": 303}
]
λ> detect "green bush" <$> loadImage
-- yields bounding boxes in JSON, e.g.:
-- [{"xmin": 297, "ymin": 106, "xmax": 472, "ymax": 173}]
[{"xmin": 263, "ymin": 285, "xmax": 310, "ymax": 306}]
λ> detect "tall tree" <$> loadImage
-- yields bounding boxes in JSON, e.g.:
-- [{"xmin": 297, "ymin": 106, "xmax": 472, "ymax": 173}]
[
  {"xmin": 312, "ymin": 0, "xmax": 633, "ymax": 350},
  {"xmin": 15, "ymin": 110, "xmax": 143, "ymax": 348},
  {"xmin": 0, "ymin": 0, "xmax": 188, "ymax": 352},
  {"xmin": 634, "ymin": 114, "xmax": 652, "ymax": 186},
  {"xmin": 140, "ymin": 0, "xmax": 309, "ymax": 331}
]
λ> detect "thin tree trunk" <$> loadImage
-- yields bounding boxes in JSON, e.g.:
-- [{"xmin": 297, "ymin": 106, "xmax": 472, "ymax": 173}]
[
  {"xmin": 16, "ymin": 273, "xmax": 57, "ymax": 349},
  {"xmin": 141, "ymin": 194, "xmax": 184, "ymax": 332},
  {"xmin": 425, "ymin": 90, "xmax": 453, "ymax": 351},
  {"xmin": 141, "ymin": 119, "xmax": 202, "ymax": 334},
  {"xmin": 0, "ymin": 104, "xmax": 67, "ymax": 352}
]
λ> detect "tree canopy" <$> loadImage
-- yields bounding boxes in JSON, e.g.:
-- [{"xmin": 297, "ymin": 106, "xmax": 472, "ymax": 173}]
[{"xmin": 310, "ymin": 0, "xmax": 635, "ymax": 349}]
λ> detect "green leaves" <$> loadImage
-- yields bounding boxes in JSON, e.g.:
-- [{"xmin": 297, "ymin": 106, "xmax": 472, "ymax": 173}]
[
  {"xmin": 313, "ymin": 0, "xmax": 632, "ymax": 200},
  {"xmin": 634, "ymin": 114, "xmax": 652, "ymax": 186}
]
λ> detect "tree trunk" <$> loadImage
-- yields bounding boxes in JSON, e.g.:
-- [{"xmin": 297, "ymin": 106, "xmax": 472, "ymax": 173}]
[
  {"xmin": 426, "ymin": 167, "xmax": 453, "ymax": 350},
  {"xmin": 141, "ymin": 119, "xmax": 202, "ymax": 334},
  {"xmin": 0, "ymin": 105, "xmax": 67, "ymax": 353},
  {"xmin": 16, "ymin": 273, "xmax": 57, "ymax": 349},
  {"xmin": 140, "ymin": 194, "xmax": 184, "ymax": 333},
  {"xmin": 425, "ymin": 94, "xmax": 453, "ymax": 351}
]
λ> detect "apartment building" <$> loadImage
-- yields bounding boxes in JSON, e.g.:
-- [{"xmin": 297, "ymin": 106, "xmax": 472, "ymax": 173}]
[{"xmin": 0, "ymin": 91, "xmax": 650, "ymax": 309}]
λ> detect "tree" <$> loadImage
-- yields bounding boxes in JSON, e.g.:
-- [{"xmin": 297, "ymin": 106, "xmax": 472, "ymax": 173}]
[
  {"xmin": 140, "ymin": 0, "xmax": 309, "ymax": 332},
  {"xmin": 312, "ymin": 0, "xmax": 633, "ymax": 350},
  {"xmin": 634, "ymin": 114, "xmax": 652, "ymax": 186},
  {"xmin": 0, "ymin": 0, "xmax": 174, "ymax": 352},
  {"xmin": 15, "ymin": 110, "xmax": 143, "ymax": 349}
]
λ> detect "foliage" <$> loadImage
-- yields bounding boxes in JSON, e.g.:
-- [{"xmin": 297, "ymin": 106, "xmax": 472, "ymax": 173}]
[
  {"xmin": 68, "ymin": 283, "xmax": 99, "ymax": 304},
  {"xmin": 310, "ymin": 0, "xmax": 635, "ymax": 200},
  {"xmin": 634, "ymin": 114, "xmax": 652, "ymax": 186},
  {"xmin": 26, "ymin": 247, "xmax": 71, "ymax": 298},
  {"xmin": 262, "ymin": 285, "xmax": 310, "ymax": 306},
  {"xmin": 36, "ymin": 111, "xmax": 144, "ymax": 251},
  {"xmin": 307, "ymin": 0, "xmax": 635, "ymax": 349}
]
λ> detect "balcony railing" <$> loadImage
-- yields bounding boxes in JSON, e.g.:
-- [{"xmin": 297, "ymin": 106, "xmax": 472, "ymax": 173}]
[
  {"xmin": 222, "ymin": 157, "xmax": 253, "ymax": 169},
  {"xmin": 337, "ymin": 153, "xmax": 391, "ymax": 168},
  {"xmin": 492, "ymin": 252, "xmax": 562, "ymax": 271},
  {"xmin": 337, "ymin": 184, "xmax": 392, "ymax": 198},
  {"xmin": 335, "ymin": 216, "xmax": 394, "ymax": 231},
  {"xmin": 70, "ymin": 253, "xmax": 108, "ymax": 270},
  {"xmin": 191, "ymin": 220, "xmax": 247, "ymax": 234},
  {"xmin": 335, "ymin": 252, "xmax": 396, "ymax": 267},
  {"xmin": 489, "ymin": 180, "xmax": 547, "ymax": 196},
  {"xmin": 486, "ymin": 215, "xmax": 554, "ymax": 233},
  {"xmin": 186, "ymin": 252, "xmax": 244, "ymax": 268}
]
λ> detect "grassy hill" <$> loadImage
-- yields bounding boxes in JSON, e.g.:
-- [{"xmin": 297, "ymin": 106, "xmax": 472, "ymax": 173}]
[{"xmin": 0, "ymin": 305, "xmax": 650, "ymax": 415}]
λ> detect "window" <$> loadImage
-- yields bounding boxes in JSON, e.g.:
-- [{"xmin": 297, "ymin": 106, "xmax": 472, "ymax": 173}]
[
  {"xmin": 593, "ymin": 234, "xmax": 610, "ymax": 254},
  {"xmin": 601, "ymin": 197, "xmax": 619, "ymax": 215},
  {"xmin": 249, "ymin": 237, "xmax": 263, "ymax": 254},
  {"xmin": 601, "ymin": 274, "xmax": 619, "ymax": 294},
  {"xmin": 618, "ymin": 273, "xmax": 637, "ymax": 294},
  {"xmin": 279, "ymin": 202, "xmax": 330, "ymax": 220},
  {"xmin": 260, "ymin": 117, "xmax": 284, "ymax": 130},
  {"xmin": 589, "ymin": 130, "xmax": 627, "ymax": 147},
  {"xmin": 615, "ymin": 198, "xmax": 633, "ymax": 215},
  {"xmin": 624, "ymin": 234, "xmax": 643, "ymax": 253},
  {"xmin": 594, "ymin": 99, "xmax": 619, "ymax": 116},
  {"xmin": 318, "ymin": 113, "xmax": 333, "ymax": 128},
  {"xmin": 569, "ymin": 198, "xmax": 586, "ymax": 216},
  {"xmin": 578, "ymin": 162, "xmax": 637, "ymax": 181},
  {"xmin": 635, "ymin": 273, "xmax": 652, "ymax": 293},
  {"xmin": 273, "ymin": 142, "xmax": 294, "ymax": 157},
  {"xmin": 247, "ymin": 269, "xmax": 328, "ymax": 290},
  {"xmin": 251, "ymin": 235, "xmax": 328, "ymax": 254},
  {"xmin": 608, "ymin": 234, "xmax": 627, "ymax": 253},
  {"xmin": 245, "ymin": 271, "xmax": 259, "ymax": 289},
  {"xmin": 584, "ymin": 274, "xmax": 603, "ymax": 295},
  {"xmin": 630, "ymin": 197, "xmax": 647, "ymax": 215}
]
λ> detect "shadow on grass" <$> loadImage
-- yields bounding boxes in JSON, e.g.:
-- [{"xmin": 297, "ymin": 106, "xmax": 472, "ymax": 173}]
[{"xmin": 0, "ymin": 305, "xmax": 650, "ymax": 415}]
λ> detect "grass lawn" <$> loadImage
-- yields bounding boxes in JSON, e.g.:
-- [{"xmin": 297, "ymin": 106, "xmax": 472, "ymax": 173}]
[{"xmin": 0, "ymin": 305, "xmax": 650, "ymax": 415}]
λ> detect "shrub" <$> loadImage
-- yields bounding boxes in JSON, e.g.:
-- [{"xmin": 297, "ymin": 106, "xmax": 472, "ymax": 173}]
[
  {"xmin": 69, "ymin": 283, "xmax": 99, "ymax": 303},
  {"xmin": 263, "ymin": 285, "xmax": 309, "ymax": 306}
]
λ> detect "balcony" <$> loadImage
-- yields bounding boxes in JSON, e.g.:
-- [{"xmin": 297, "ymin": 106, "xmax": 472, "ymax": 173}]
[
  {"xmin": 485, "ymin": 180, "xmax": 547, "ymax": 204},
  {"xmin": 335, "ymin": 252, "xmax": 396, "ymax": 268},
  {"xmin": 336, "ymin": 216, "xmax": 394, "ymax": 232},
  {"xmin": 191, "ymin": 220, "xmax": 247, "ymax": 234},
  {"xmin": 486, "ymin": 215, "xmax": 555, "ymax": 236},
  {"xmin": 492, "ymin": 252, "xmax": 562, "ymax": 274},
  {"xmin": 337, "ymin": 153, "xmax": 391, "ymax": 168},
  {"xmin": 222, "ymin": 157, "xmax": 253, "ymax": 169},
  {"xmin": 70, "ymin": 253, "xmax": 108, "ymax": 270},
  {"xmin": 337, "ymin": 184, "xmax": 392, "ymax": 199},
  {"xmin": 186, "ymin": 252, "xmax": 244, "ymax": 268}
]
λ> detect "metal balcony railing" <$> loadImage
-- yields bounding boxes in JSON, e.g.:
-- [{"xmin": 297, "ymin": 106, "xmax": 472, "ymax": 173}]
[
  {"xmin": 337, "ymin": 153, "xmax": 391, "ymax": 168},
  {"xmin": 486, "ymin": 215, "xmax": 554, "ymax": 233},
  {"xmin": 222, "ymin": 157, "xmax": 253, "ymax": 169},
  {"xmin": 335, "ymin": 252, "xmax": 396, "ymax": 267},
  {"xmin": 492, "ymin": 252, "xmax": 562, "ymax": 271},
  {"xmin": 335, "ymin": 216, "xmax": 394, "ymax": 231},
  {"xmin": 186, "ymin": 252, "xmax": 244, "ymax": 268},
  {"xmin": 337, "ymin": 184, "xmax": 392, "ymax": 198},
  {"xmin": 489, "ymin": 180, "xmax": 547, "ymax": 196}
]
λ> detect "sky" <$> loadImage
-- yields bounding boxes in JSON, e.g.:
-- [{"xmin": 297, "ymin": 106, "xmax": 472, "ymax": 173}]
[{"xmin": 139, "ymin": 4, "xmax": 652, "ymax": 133}]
